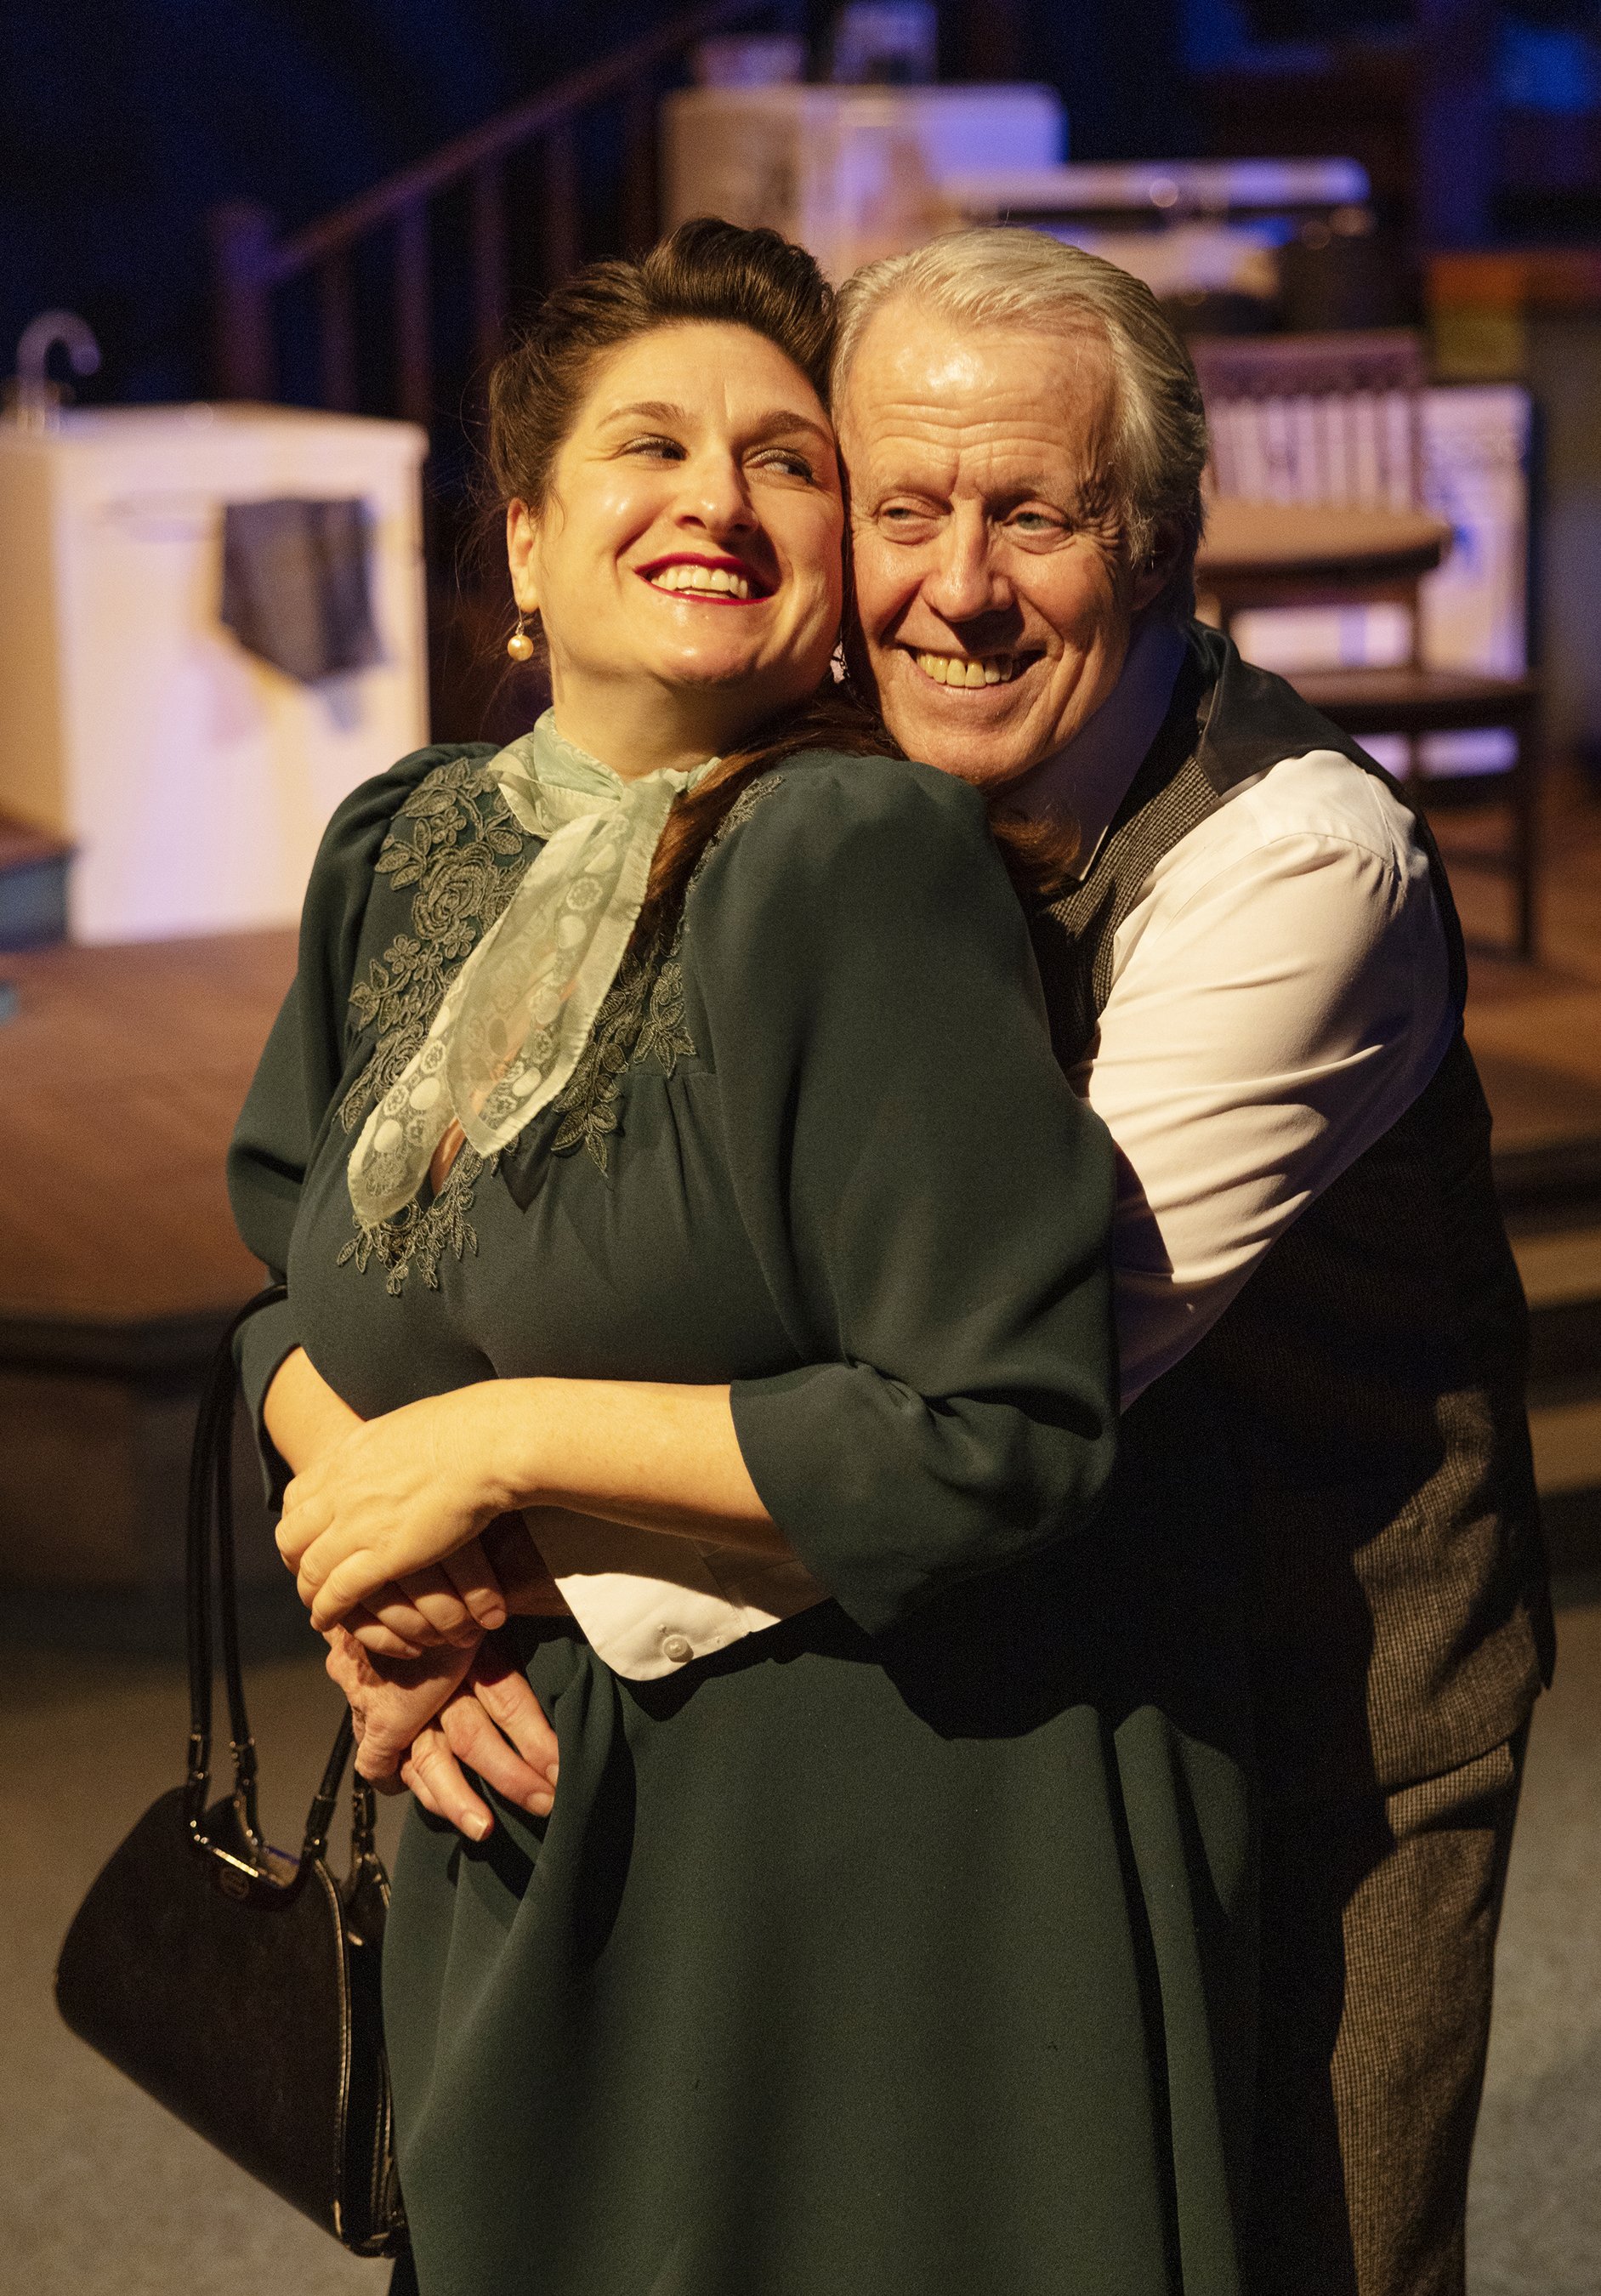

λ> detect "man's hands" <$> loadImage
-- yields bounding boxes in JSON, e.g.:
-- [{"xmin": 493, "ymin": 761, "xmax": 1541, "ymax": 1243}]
[{"xmin": 325, "ymin": 1628, "xmax": 560, "ymax": 1840}]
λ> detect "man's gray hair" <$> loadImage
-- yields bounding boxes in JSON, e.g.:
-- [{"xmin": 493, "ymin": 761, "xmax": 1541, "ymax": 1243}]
[{"xmin": 834, "ymin": 228, "xmax": 1209, "ymax": 620}]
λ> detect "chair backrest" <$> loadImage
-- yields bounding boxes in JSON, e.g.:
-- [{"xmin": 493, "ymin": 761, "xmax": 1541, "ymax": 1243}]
[{"xmin": 1192, "ymin": 329, "xmax": 1428, "ymax": 513}]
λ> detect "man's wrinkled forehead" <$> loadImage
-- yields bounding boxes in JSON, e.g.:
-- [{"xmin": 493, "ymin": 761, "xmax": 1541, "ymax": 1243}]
[{"xmin": 837, "ymin": 295, "xmax": 1116, "ymax": 475}]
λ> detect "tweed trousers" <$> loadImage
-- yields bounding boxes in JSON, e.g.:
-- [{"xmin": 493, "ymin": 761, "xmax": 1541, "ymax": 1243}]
[{"xmin": 1246, "ymin": 1727, "xmax": 1529, "ymax": 2296}]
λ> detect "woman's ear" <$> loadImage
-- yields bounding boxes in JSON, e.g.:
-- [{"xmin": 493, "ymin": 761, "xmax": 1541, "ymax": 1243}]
[{"xmin": 507, "ymin": 499, "xmax": 541, "ymax": 615}]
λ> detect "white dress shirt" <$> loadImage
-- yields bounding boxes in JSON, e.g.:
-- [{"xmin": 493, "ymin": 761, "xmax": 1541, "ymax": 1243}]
[
  {"xmin": 548, "ymin": 620, "xmax": 1455, "ymax": 1673},
  {"xmin": 1019, "ymin": 619, "xmax": 1456, "ymax": 1405}
]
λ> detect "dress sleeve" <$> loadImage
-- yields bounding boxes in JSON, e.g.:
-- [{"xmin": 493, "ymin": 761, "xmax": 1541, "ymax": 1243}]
[
  {"xmin": 693, "ymin": 755, "xmax": 1118, "ymax": 1637},
  {"xmin": 225, "ymin": 751, "xmax": 455, "ymax": 1482}
]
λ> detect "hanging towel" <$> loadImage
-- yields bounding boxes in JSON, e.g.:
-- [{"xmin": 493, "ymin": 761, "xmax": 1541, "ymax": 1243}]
[{"xmin": 219, "ymin": 497, "xmax": 380, "ymax": 683}]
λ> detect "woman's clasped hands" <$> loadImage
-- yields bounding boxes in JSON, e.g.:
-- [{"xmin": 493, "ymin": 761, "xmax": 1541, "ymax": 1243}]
[{"xmin": 277, "ymin": 1382, "xmax": 523, "ymax": 1634}]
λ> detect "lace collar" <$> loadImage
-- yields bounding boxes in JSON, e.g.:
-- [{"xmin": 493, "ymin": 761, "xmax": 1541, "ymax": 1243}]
[{"xmin": 347, "ymin": 711, "xmax": 716, "ymax": 1225}]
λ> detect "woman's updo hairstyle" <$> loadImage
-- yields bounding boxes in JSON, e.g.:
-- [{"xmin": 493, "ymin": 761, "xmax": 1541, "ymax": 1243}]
[
  {"xmin": 483, "ymin": 216, "xmax": 1076, "ymax": 936},
  {"xmin": 487, "ymin": 216, "xmax": 834, "ymax": 517}
]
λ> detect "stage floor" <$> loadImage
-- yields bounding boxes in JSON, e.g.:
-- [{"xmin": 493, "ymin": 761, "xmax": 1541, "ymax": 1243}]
[
  {"xmin": 1450, "ymin": 764, "xmax": 1601, "ymax": 1168},
  {"xmin": 8, "ymin": 1597, "xmax": 1598, "ymax": 2292},
  {"xmin": 0, "ymin": 928, "xmax": 296, "ymax": 1326}
]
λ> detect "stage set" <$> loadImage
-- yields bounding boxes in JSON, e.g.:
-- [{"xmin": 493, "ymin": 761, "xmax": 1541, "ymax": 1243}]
[{"xmin": 5, "ymin": 3, "xmax": 1601, "ymax": 2289}]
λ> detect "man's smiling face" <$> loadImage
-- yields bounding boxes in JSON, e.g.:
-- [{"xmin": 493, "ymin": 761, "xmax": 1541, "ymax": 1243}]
[{"xmin": 840, "ymin": 296, "xmax": 1164, "ymax": 791}]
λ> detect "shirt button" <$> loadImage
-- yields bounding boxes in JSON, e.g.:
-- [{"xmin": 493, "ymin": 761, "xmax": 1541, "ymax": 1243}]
[{"xmin": 661, "ymin": 1632, "xmax": 694, "ymax": 1664}]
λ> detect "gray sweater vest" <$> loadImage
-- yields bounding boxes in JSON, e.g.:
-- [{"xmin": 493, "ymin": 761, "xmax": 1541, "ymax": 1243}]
[{"xmin": 1032, "ymin": 622, "xmax": 1553, "ymax": 1802}]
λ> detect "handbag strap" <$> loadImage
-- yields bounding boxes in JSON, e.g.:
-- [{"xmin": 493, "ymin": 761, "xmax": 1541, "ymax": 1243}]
[
  {"xmin": 185, "ymin": 1283, "xmax": 369, "ymax": 1873},
  {"xmin": 303, "ymin": 1708, "xmax": 357, "ymax": 1861},
  {"xmin": 185, "ymin": 1285, "xmax": 284, "ymax": 1838}
]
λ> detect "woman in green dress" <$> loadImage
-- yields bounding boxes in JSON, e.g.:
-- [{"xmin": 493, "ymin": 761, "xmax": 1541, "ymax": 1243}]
[{"xmin": 230, "ymin": 220, "xmax": 1253, "ymax": 2296}]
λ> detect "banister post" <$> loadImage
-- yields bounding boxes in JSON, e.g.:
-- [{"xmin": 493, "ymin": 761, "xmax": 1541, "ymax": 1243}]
[
  {"xmin": 621, "ymin": 72, "xmax": 656, "ymax": 253},
  {"xmin": 318, "ymin": 255, "xmax": 358, "ymax": 412},
  {"xmin": 208, "ymin": 201, "xmax": 280, "ymax": 402},
  {"xmin": 395, "ymin": 199, "xmax": 433, "ymax": 428},
  {"xmin": 471, "ymin": 159, "xmax": 508, "ymax": 375},
  {"xmin": 542, "ymin": 126, "xmax": 580, "ymax": 287}
]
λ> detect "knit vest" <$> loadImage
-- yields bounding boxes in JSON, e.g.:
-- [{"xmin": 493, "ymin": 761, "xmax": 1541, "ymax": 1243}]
[{"xmin": 1032, "ymin": 622, "xmax": 1554, "ymax": 1802}]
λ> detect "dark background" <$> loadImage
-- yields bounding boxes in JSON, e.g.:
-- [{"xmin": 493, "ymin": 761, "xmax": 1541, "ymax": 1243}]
[
  {"xmin": 9, "ymin": 0, "xmax": 1601, "ymax": 734},
  {"xmin": 0, "ymin": 0, "xmax": 1434, "ymax": 407}
]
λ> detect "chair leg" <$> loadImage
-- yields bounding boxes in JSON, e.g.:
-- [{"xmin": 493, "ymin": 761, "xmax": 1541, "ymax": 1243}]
[{"xmin": 1512, "ymin": 725, "xmax": 1538, "ymax": 962}]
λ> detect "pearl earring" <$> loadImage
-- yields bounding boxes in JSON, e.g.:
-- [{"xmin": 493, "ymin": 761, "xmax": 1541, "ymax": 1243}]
[{"xmin": 507, "ymin": 612, "xmax": 534, "ymax": 663}]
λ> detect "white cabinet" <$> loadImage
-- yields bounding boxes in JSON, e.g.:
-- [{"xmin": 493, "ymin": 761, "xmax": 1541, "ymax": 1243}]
[
  {"xmin": 662, "ymin": 83, "xmax": 1066, "ymax": 282},
  {"xmin": 0, "ymin": 404, "xmax": 428, "ymax": 943}
]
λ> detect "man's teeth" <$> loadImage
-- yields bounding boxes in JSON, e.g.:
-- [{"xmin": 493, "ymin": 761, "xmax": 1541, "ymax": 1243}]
[
  {"xmin": 913, "ymin": 651, "xmax": 1020, "ymax": 688},
  {"xmin": 649, "ymin": 565, "xmax": 753, "ymax": 600}
]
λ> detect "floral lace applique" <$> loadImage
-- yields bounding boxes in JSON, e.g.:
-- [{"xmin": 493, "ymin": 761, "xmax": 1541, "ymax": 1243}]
[
  {"xmin": 337, "ymin": 1143, "xmax": 489, "ymax": 1295},
  {"xmin": 338, "ymin": 756, "xmax": 530, "ymax": 1139},
  {"xmin": 337, "ymin": 760, "xmax": 786, "ymax": 1268},
  {"xmin": 548, "ymin": 935, "xmax": 694, "ymax": 1173},
  {"xmin": 337, "ymin": 756, "xmax": 529, "ymax": 1290},
  {"xmin": 545, "ymin": 770, "xmax": 785, "ymax": 1172}
]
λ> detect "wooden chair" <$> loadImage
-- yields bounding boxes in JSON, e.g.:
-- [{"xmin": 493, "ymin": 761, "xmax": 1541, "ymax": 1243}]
[{"xmin": 1191, "ymin": 330, "xmax": 1541, "ymax": 958}]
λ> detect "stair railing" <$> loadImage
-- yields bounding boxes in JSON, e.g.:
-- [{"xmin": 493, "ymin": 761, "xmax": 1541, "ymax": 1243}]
[{"xmin": 209, "ymin": 0, "xmax": 786, "ymax": 421}]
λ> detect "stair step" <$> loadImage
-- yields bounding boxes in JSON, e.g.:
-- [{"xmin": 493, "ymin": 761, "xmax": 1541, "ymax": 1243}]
[
  {"xmin": 0, "ymin": 816, "xmax": 71, "ymax": 951},
  {"xmin": 1515, "ymin": 1227, "xmax": 1601, "ymax": 1391},
  {"xmin": 1529, "ymin": 1393, "xmax": 1601, "ymax": 1493},
  {"xmin": 1497, "ymin": 1145, "xmax": 1601, "ymax": 1238},
  {"xmin": 1515, "ymin": 1228, "xmax": 1601, "ymax": 1309}
]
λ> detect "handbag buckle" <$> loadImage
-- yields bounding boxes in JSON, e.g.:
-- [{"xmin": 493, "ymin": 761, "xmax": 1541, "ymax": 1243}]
[{"xmin": 191, "ymin": 1803, "xmax": 305, "ymax": 1908}]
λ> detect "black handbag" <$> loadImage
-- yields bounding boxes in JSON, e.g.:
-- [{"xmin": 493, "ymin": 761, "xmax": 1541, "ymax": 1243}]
[{"xmin": 54, "ymin": 1285, "xmax": 409, "ymax": 2259}]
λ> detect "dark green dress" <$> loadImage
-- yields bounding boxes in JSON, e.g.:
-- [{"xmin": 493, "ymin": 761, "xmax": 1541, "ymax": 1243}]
[{"xmin": 228, "ymin": 743, "xmax": 1254, "ymax": 2296}]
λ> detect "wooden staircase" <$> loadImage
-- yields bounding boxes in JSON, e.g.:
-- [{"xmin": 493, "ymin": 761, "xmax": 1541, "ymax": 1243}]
[
  {"xmin": 210, "ymin": 0, "xmax": 788, "ymax": 418},
  {"xmin": 207, "ymin": 0, "xmax": 792, "ymax": 742}
]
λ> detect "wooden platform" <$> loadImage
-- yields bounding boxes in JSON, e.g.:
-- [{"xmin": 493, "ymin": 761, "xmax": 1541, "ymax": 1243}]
[
  {"xmin": 1421, "ymin": 765, "xmax": 1601, "ymax": 1573},
  {"xmin": 1449, "ymin": 763, "xmax": 1601, "ymax": 1190},
  {"xmin": 0, "ymin": 929, "xmax": 295, "ymax": 1334},
  {"xmin": 3, "ymin": 786, "xmax": 1598, "ymax": 1323}
]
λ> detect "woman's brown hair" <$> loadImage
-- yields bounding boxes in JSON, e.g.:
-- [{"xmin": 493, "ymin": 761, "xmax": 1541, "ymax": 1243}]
[{"xmin": 483, "ymin": 217, "xmax": 1076, "ymax": 937}]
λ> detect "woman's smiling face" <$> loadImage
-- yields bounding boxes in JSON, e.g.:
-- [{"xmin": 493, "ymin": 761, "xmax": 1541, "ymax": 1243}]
[{"xmin": 508, "ymin": 321, "xmax": 844, "ymax": 773}]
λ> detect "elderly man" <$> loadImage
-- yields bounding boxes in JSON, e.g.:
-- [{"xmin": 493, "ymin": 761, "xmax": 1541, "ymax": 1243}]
[{"xmin": 826, "ymin": 229, "xmax": 1552, "ymax": 2296}]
